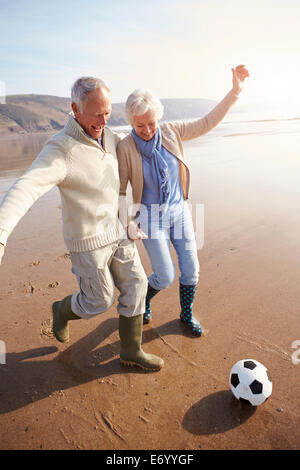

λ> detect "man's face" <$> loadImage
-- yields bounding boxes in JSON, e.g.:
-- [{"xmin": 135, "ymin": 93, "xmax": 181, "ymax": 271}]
[{"xmin": 72, "ymin": 88, "xmax": 112, "ymax": 140}]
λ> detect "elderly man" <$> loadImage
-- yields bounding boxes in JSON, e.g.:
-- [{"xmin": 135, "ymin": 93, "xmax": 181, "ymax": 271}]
[{"xmin": 0, "ymin": 77, "xmax": 164, "ymax": 372}]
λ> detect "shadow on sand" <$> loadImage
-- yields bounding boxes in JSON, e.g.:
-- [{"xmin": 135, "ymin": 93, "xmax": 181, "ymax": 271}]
[
  {"xmin": 0, "ymin": 317, "xmax": 187, "ymax": 414},
  {"xmin": 0, "ymin": 316, "xmax": 253, "ymax": 436},
  {"xmin": 182, "ymin": 390, "xmax": 256, "ymax": 435}
]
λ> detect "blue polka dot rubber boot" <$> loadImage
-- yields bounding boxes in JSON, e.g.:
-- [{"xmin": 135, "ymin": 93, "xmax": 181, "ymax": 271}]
[
  {"xmin": 143, "ymin": 283, "xmax": 160, "ymax": 324},
  {"xmin": 179, "ymin": 283, "xmax": 202, "ymax": 337}
]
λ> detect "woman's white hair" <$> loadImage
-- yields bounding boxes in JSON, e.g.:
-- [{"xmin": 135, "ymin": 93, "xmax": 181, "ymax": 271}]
[
  {"xmin": 71, "ymin": 77, "xmax": 110, "ymax": 109},
  {"xmin": 125, "ymin": 88, "xmax": 164, "ymax": 125}
]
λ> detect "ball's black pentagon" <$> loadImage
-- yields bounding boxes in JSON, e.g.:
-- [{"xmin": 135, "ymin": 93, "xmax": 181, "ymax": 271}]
[
  {"xmin": 250, "ymin": 379, "xmax": 263, "ymax": 394},
  {"xmin": 230, "ymin": 373, "xmax": 240, "ymax": 388},
  {"xmin": 239, "ymin": 397, "xmax": 252, "ymax": 405},
  {"xmin": 266, "ymin": 369, "xmax": 272, "ymax": 382},
  {"xmin": 244, "ymin": 360, "xmax": 257, "ymax": 370}
]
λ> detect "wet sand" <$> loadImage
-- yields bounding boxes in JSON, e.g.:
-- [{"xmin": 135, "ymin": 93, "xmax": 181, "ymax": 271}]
[{"xmin": 0, "ymin": 126, "xmax": 300, "ymax": 450}]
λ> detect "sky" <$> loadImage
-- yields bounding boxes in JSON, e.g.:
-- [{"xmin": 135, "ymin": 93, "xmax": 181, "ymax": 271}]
[{"xmin": 1, "ymin": 0, "xmax": 300, "ymax": 116}]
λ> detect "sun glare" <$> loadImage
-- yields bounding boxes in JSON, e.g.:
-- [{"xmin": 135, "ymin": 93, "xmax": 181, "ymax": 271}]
[{"xmin": 248, "ymin": 59, "xmax": 300, "ymax": 113}]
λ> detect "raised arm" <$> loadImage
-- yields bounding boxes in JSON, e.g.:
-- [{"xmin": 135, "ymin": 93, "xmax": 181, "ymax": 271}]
[{"xmin": 175, "ymin": 65, "xmax": 249, "ymax": 141}]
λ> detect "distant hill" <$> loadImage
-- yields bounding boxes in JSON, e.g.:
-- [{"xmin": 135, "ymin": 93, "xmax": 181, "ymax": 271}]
[{"xmin": 0, "ymin": 94, "xmax": 218, "ymax": 135}]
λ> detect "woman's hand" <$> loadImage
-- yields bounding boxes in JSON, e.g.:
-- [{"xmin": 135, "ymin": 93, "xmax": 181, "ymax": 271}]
[
  {"xmin": 232, "ymin": 64, "xmax": 249, "ymax": 95},
  {"xmin": 127, "ymin": 221, "xmax": 148, "ymax": 241}
]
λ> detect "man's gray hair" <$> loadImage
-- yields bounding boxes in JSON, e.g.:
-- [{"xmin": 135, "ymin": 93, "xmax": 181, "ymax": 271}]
[
  {"xmin": 125, "ymin": 88, "xmax": 164, "ymax": 125},
  {"xmin": 71, "ymin": 77, "xmax": 110, "ymax": 107}
]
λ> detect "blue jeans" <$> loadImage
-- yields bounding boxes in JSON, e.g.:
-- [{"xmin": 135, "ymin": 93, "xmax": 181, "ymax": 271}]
[{"xmin": 139, "ymin": 202, "xmax": 199, "ymax": 290}]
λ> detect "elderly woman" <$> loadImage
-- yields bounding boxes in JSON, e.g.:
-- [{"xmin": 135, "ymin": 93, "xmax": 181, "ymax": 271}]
[{"xmin": 117, "ymin": 65, "xmax": 249, "ymax": 337}]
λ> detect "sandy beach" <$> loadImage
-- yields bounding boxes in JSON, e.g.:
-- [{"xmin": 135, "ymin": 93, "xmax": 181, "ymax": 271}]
[{"xmin": 0, "ymin": 120, "xmax": 300, "ymax": 450}]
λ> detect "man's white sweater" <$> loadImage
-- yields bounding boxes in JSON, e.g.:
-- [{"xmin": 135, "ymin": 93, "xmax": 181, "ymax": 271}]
[{"xmin": 0, "ymin": 115, "xmax": 122, "ymax": 252}]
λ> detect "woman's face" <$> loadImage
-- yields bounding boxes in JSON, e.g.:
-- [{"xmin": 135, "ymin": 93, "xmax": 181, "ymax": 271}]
[{"xmin": 132, "ymin": 109, "xmax": 158, "ymax": 141}]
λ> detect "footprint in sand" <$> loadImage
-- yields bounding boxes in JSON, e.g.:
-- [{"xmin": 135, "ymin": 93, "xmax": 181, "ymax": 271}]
[
  {"xmin": 40, "ymin": 318, "xmax": 54, "ymax": 338},
  {"xmin": 55, "ymin": 253, "xmax": 70, "ymax": 262},
  {"xmin": 48, "ymin": 281, "xmax": 60, "ymax": 288},
  {"xmin": 29, "ymin": 260, "xmax": 41, "ymax": 267},
  {"xmin": 24, "ymin": 282, "xmax": 38, "ymax": 294}
]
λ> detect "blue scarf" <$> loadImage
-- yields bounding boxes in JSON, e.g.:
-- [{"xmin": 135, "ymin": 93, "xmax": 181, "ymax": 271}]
[{"xmin": 131, "ymin": 127, "xmax": 170, "ymax": 205}]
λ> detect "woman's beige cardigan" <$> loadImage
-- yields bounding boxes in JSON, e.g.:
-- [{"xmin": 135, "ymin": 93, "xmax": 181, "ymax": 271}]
[{"xmin": 117, "ymin": 90, "xmax": 239, "ymax": 218}]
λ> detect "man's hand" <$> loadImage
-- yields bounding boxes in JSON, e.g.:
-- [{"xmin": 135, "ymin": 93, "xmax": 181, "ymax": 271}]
[
  {"xmin": 232, "ymin": 64, "xmax": 249, "ymax": 95},
  {"xmin": 0, "ymin": 243, "xmax": 5, "ymax": 265},
  {"xmin": 127, "ymin": 221, "xmax": 148, "ymax": 241}
]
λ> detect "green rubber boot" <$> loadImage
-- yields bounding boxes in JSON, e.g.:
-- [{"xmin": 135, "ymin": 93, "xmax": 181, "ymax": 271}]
[
  {"xmin": 51, "ymin": 295, "xmax": 81, "ymax": 343},
  {"xmin": 119, "ymin": 314, "xmax": 164, "ymax": 372}
]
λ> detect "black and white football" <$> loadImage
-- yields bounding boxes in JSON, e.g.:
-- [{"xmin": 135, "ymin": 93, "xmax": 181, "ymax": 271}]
[{"xmin": 229, "ymin": 359, "xmax": 272, "ymax": 406}]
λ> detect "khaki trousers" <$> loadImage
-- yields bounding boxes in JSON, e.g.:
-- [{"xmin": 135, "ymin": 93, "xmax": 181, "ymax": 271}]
[{"xmin": 70, "ymin": 239, "xmax": 147, "ymax": 319}]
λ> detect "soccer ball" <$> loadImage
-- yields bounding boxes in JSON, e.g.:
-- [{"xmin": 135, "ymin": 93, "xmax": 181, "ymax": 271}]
[{"xmin": 229, "ymin": 359, "xmax": 272, "ymax": 406}]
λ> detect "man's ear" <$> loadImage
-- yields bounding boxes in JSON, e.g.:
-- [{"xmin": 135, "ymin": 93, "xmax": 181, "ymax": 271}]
[{"xmin": 71, "ymin": 102, "xmax": 80, "ymax": 118}]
